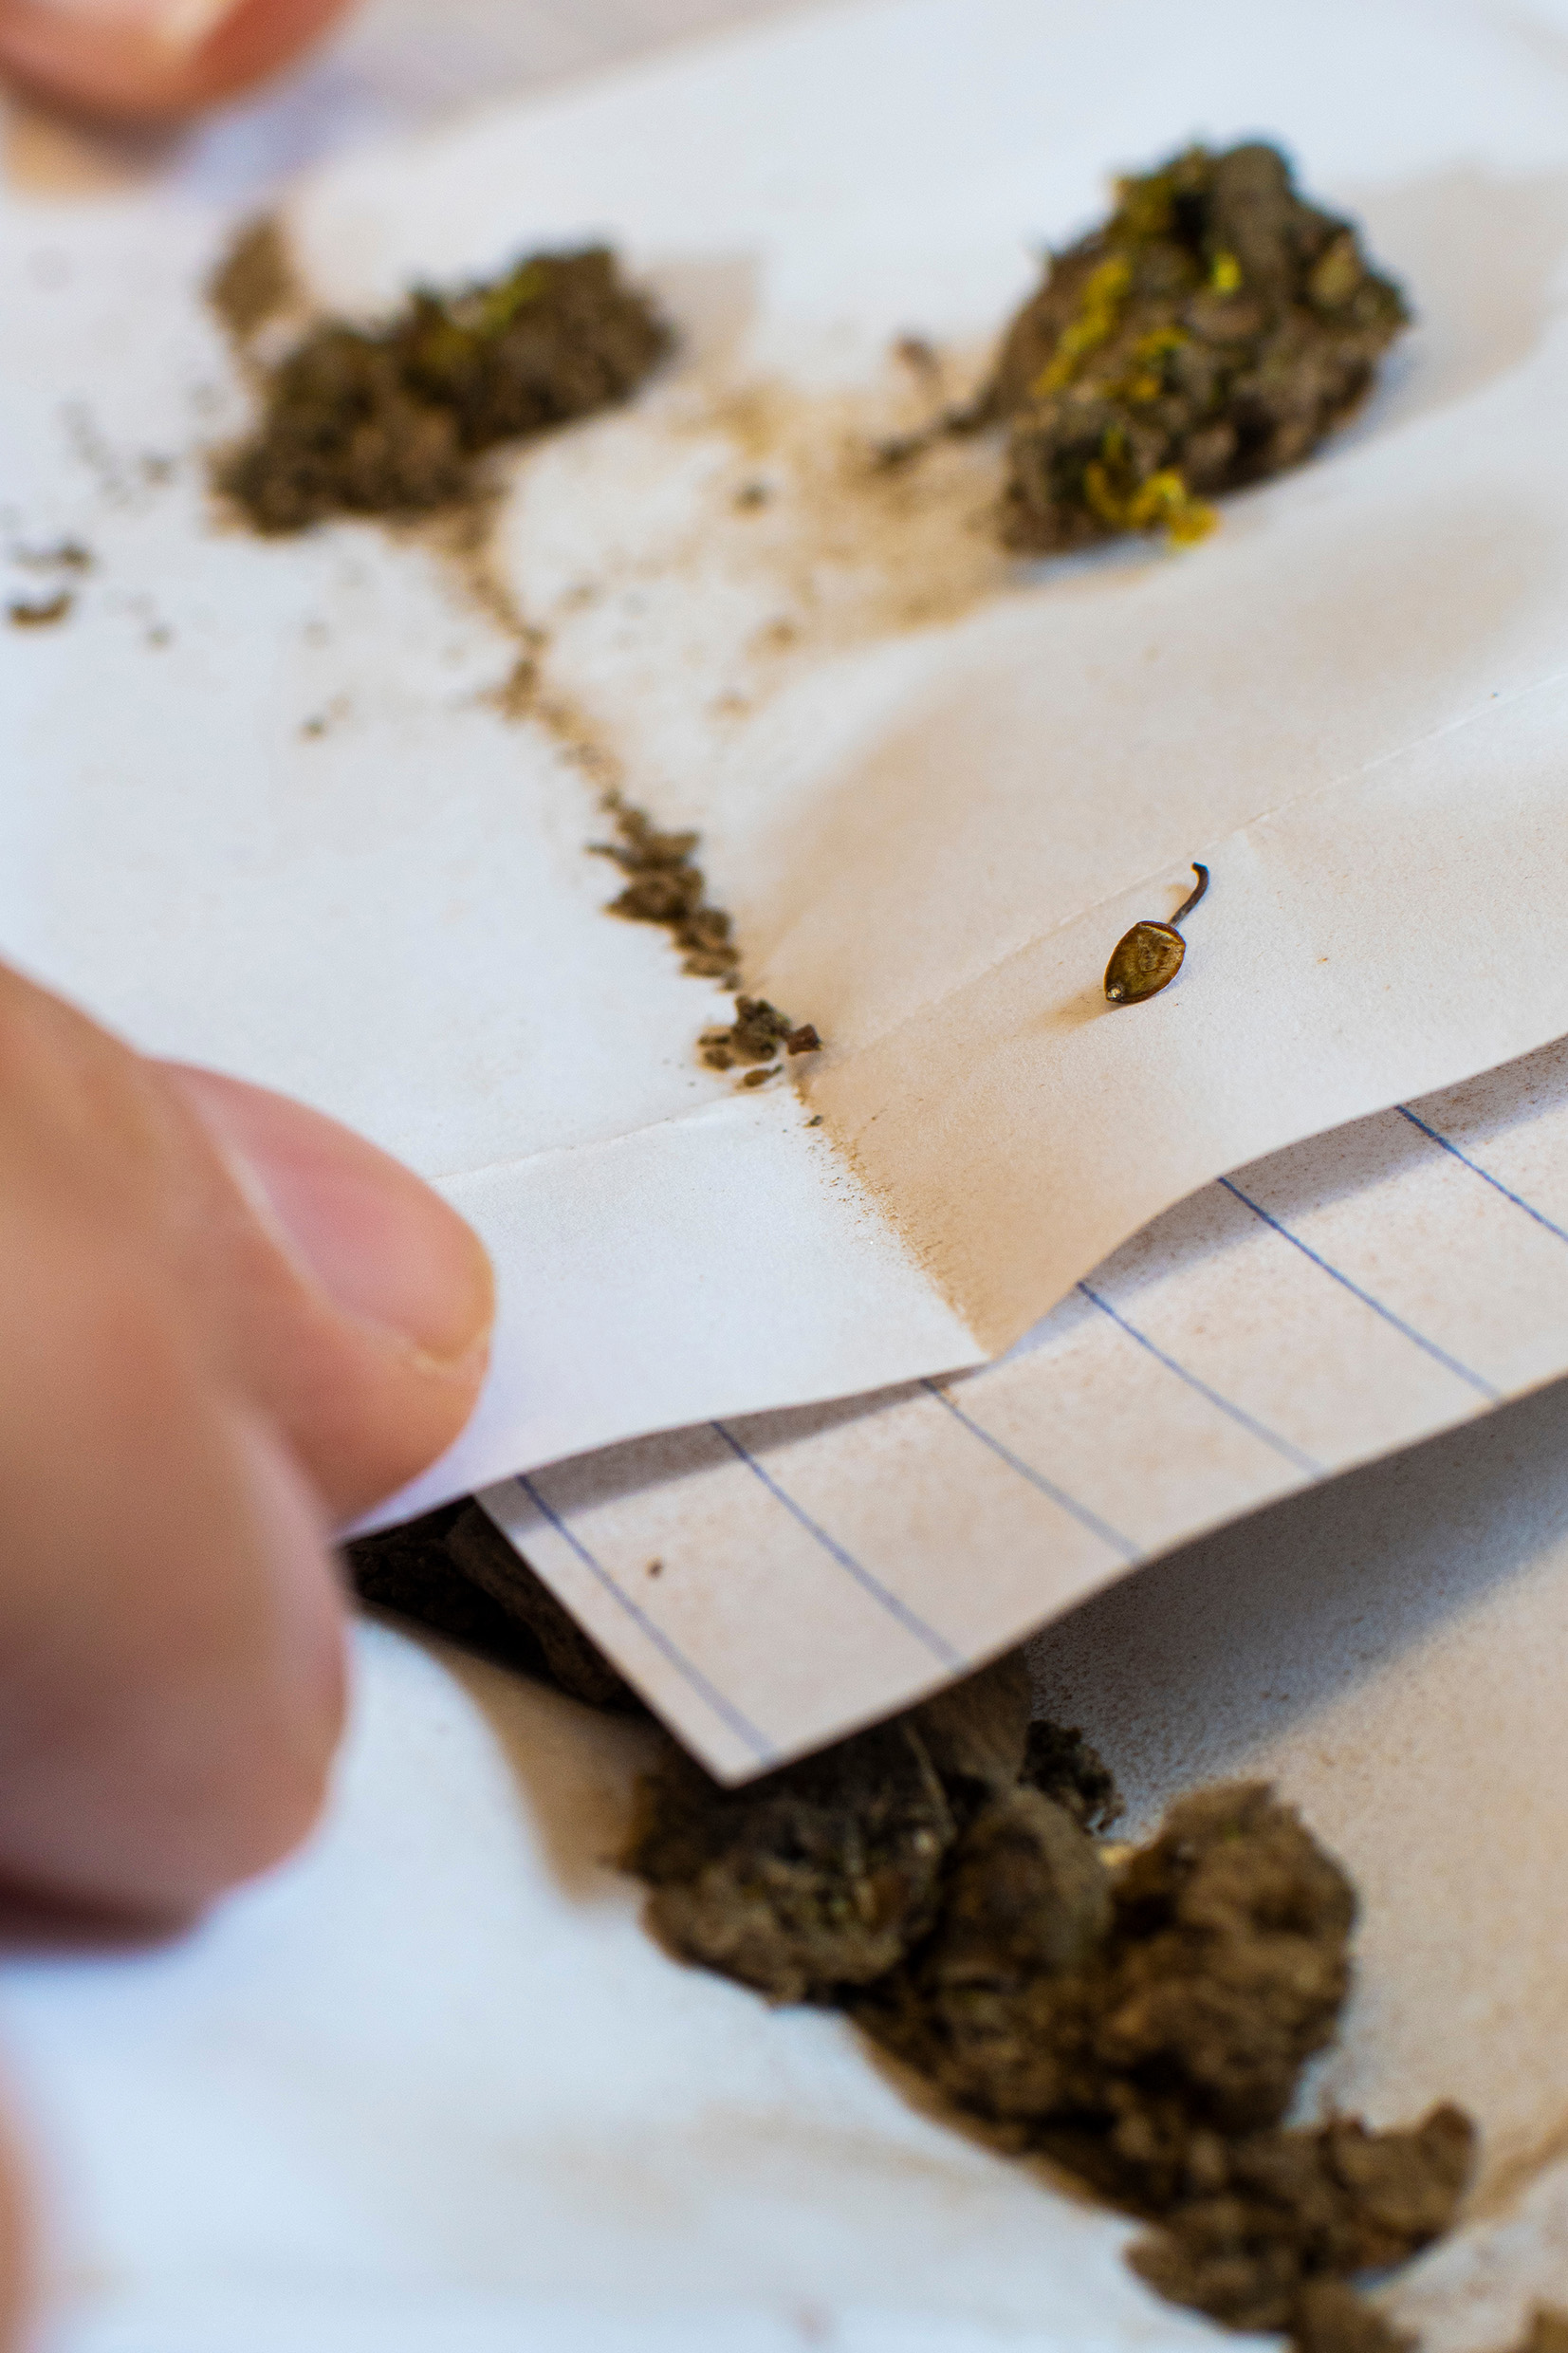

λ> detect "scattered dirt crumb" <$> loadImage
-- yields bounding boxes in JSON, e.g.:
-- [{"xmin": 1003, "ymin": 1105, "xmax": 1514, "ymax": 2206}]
[
  {"xmin": 894, "ymin": 333, "xmax": 942, "ymax": 380},
  {"xmin": 9, "ymin": 591, "xmax": 71, "ymax": 627},
  {"xmin": 699, "ymin": 996, "xmax": 819, "ymax": 1070},
  {"xmin": 10, "ymin": 538, "xmax": 92, "ymax": 573},
  {"xmin": 594, "ymin": 803, "xmax": 740, "ymax": 986},
  {"xmin": 208, "ymin": 213, "xmax": 299, "ymax": 346}
]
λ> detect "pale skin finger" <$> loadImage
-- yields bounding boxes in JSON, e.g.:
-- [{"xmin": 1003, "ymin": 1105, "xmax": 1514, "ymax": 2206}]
[
  {"xmin": 0, "ymin": 2109, "xmax": 29, "ymax": 2353},
  {"xmin": 0, "ymin": 959, "xmax": 492, "ymax": 1916},
  {"xmin": 0, "ymin": 959, "xmax": 493, "ymax": 2348},
  {"xmin": 0, "ymin": 0, "xmax": 358, "ymax": 122}
]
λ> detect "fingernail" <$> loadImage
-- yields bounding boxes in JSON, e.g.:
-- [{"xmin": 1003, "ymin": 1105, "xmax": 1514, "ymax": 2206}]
[
  {"xmin": 18, "ymin": 0, "xmax": 240, "ymax": 53},
  {"xmin": 163, "ymin": 1065, "xmax": 495, "ymax": 1373}
]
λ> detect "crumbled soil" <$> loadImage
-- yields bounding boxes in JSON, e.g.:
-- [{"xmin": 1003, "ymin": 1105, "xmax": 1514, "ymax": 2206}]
[
  {"xmin": 10, "ymin": 539, "xmax": 92, "ymax": 573},
  {"xmin": 210, "ymin": 225, "xmax": 821, "ymax": 1081},
  {"xmin": 592, "ymin": 802, "xmax": 741, "ymax": 984},
  {"xmin": 345, "ymin": 1499, "xmax": 641, "ymax": 1712},
  {"xmin": 628, "ymin": 1712, "xmax": 1473, "ymax": 2353},
  {"xmin": 7, "ymin": 592, "xmax": 71, "ymax": 626},
  {"xmin": 1020, "ymin": 1716, "xmax": 1124, "ymax": 1833},
  {"xmin": 588, "ymin": 806, "xmax": 822, "ymax": 1071},
  {"xmin": 922, "ymin": 140, "xmax": 1409, "ymax": 553},
  {"xmin": 208, "ymin": 214, "xmax": 299, "ymax": 346},
  {"xmin": 216, "ymin": 245, "xmax": 672, "ymax": 533},
  {"xmin": 355, "ymin": 1507, "xmax": 1472, "ymax": 2352},
  {"xmin": 625, "ymin": 1652, "xmax": 1032, "ymax": 2002},
  {"xmin": 700, "ymin": 995, "xmax": 820, "ymax": 1070}
]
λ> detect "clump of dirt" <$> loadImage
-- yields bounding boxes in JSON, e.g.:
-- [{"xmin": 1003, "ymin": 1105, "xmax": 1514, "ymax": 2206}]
[
  {"xmin": 699, "ymin": 995, "xmax": 820, "ymax": 1070},
  {"xmin": 352, "ymin": 1510, "xmax": 1473, "ymax": 2353},
  {"xmin": 627, "ymin": 1716, "xmax": 958, "ymax": 2001},
  {"xmin": 1128, "ymin": 2106, "xmax": 1475, "ymax": 2346},
  {"xmin": 625, "ymin": 1653, "xmax": 1034, "ymax": 2002},
  {"xmin": 891, "ymin": 140, "xmax": 1408, "ymax": 554},
  {"xmin": 1021, "ymin": 1716, "xmax": 1124, "ymax": 1832},
  {"xmin": 627, "ymin": 1714, "xmax": 1473, "ymax": 2353},
  {"xmin": 215, "ymin": 245, "xmax": 672, "ymax": 533},
  {"xmin": 347, "ymin": 1500, "xmax": 644, "ymax": 1711}
]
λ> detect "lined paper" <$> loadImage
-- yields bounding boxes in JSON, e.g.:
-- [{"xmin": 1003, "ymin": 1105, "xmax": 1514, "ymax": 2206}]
[{"xmin": 484, "ymin": 1032, "xmax": 1568, "ymax": 1778}]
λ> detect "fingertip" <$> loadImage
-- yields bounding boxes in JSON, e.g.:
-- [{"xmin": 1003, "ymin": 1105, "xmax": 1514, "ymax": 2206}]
[
  {"xmin": 0, "ymin": 1248, "xmax": 349, "ymax": 1917},
  {"xmin": 0, "ymin": 0, "xmax": 355, "ymax": 123},
  {"xmin": 0, "ymin": 2093, "xmax": 29, "ymax": 2353},
  {"xmin": 161, "ymin": 1065, "xmax": 495, "ymax": 1380}
]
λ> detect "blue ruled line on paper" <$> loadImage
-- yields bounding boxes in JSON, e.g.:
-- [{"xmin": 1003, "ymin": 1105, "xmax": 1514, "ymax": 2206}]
[
  {"xmin": 921, "ymin": 1378, "xmax": 1141, "ymax": 1564},
  {"xmin": 515, "ymin": 1473, "xmax": 775, "ymax": 1765},
  {"xmin": 710, "ymin": 1421, "xmax": 963, "ymax": 1669},
  {"xmin": 1397, "ymin": 1104, "xmax": 1568, "ymax": 1247},
  {"xmin": 1077, "ymin": 1281, "xmax": 1324, "ymax": 1478},
  {"xmin": 1216, "ymin": 1176, "xmax": 1500, "ymax": 1402}
]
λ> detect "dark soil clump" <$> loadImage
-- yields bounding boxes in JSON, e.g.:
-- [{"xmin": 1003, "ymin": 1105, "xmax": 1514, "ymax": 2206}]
[
  {"xmin": 625, "ymin": 1653, "xmax": 1031, "ymax": 2002},
  {"xmin": 346, "ymin": 1499, "xmax": 641, "ymax": 1711},
  {"xmin": 217, "ymin": 245, "xmax": 672, "ymax": 533},
  {"xmin": 700, "ymin": 996, "xmax": 820, "ymax": 1070},
  {"xmin": 625, "ymin": 1702, "xmax": 1473, "ymax": 2353},
  {"xmin": 952, "ymin": 140, "xmax": 1408, "ymax": 552},
  {"xmin": 351, "ymin": 1507, "xmax": 1474, "ymax": 2351},
  {"xmin": 588, "ymin": 805, "xmax": 822, "ymax": 1073},
  {"xmin": 1020, "ymin": 1716, "xmax": 1123, "ymax": 1832}
]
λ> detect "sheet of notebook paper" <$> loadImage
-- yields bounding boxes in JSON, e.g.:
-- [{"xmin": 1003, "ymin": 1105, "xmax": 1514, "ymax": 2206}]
[{"xmin": 484, "ymin": 1031, "xmax": 1568, "ymax": 1777}]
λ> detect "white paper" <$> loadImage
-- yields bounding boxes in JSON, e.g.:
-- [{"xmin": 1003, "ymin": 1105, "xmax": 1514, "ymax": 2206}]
[
  {"xmin": 483, "ymin": 1029, "xmax": 1568, "ymax": 1775},
  {"xmin": 9, "ymin": 0, "xmax": 1568, "ymax": 1531},
  {"xmin": 7, "ymin": 3, "xmax": 1568, "ymax": 2344},
  {"xmin": 10, "ymin": 1410, "xmax": 1568, "ymax": 2350}
]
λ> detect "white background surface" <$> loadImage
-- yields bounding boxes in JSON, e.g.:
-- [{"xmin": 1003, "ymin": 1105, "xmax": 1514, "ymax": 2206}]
[{"xmin": 7, "ymin": 3, "xmax": 1568, "ymax": 2349}]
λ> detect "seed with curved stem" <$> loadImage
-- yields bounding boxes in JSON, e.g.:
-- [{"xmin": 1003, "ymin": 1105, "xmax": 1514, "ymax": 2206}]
[{"xmin": 1104, "ymin": 862, "xmax": 1208, "ymax": 1006}]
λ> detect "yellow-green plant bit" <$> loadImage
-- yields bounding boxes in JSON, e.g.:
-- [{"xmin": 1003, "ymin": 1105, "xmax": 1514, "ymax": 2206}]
[{"xmin": 972, "ymin": 141, "xmax": 1409, "ymax": 554}]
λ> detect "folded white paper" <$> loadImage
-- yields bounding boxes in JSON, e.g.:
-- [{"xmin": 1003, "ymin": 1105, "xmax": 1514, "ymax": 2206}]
[
  {"xmin": 11, "ymin": 1426, "xmax": 1568, "ymax": 2351},
  {"xmin": 9, "ymin": 0, "xmax": 1568, "ymax": 1546},
  {"xmin": 486, "ymin": 1029, "xmax": 1568, "ymax": 1775}
]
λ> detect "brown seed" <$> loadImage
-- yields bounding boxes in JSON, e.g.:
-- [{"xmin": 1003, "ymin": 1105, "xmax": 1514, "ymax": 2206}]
[
  {"xmin": 1104, "ymin": 920, "xmax": 1186, "ymax": 1005},
  {"xmin": 1104, "ymin": 861, "xmax": 1208, "ymax": 1005}
]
